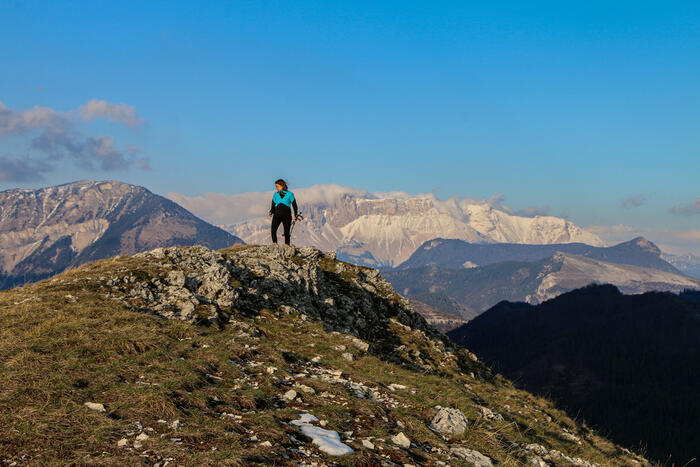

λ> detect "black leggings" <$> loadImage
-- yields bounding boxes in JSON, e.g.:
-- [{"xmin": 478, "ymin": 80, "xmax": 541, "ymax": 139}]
[{"xmin": 271, "ymin": 215, "xmax": 292, "ymax": 244}]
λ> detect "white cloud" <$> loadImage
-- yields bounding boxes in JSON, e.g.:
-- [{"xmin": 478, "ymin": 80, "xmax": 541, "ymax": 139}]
[
  {"xmin": 0, "ymin": 101, "xmax": 69, "ymax": 135},
  {"xmin": 169, "ymin": 184, "xmax": 371, "ymax": 225},
  {"xmin": 78, "ymin": 99, "xmax": 145, "ymax": 127}
]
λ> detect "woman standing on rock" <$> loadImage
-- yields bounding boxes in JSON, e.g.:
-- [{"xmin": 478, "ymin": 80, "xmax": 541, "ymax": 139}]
[{"xmin": 269, "ymin": 179, "xmax": 300, "ymax": 245}]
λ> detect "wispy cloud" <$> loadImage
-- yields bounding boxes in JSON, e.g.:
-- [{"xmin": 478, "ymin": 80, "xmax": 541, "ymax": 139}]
[
  {"xmin": 78, "ymin": 99, "xmax": 145, "ymax": 127},
  {"xmin": 0, "ymin": 99, "xmax": 149, "ymax": 181},
  {"xmin": 514, "ymin": 205, "xmax": 551, "ymax": 217},
  {"xmin": 0, "ymin": 101, "xmax": 68, "ymax": 135},
  {"xmin": 669, "ymin": 198, "xmax": 700, "ymax": 216},
  {"xmin": 620, "ymin": 194, "xmax": 646, "ymax": 209}
]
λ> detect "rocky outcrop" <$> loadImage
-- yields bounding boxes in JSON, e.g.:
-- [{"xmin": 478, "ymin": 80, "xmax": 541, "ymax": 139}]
[
  {"xmin": 450, "ymin": 446, "xmax": 494, "ymax": 466},
  {"xmin": 0, "ymin": 180, "xmax": 243, "ymax": 290},
  {"xmin": 107, "ymin": 244, "xmax": 482, "ymax": 374}
]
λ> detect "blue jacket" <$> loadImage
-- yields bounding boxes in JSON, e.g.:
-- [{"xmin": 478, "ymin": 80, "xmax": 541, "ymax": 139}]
[{"xmin": 270, "ymin": 190, "xmax": 298, "ymax": 217}]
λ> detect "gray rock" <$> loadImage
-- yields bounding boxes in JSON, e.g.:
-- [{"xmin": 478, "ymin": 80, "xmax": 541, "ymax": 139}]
[
  {"xmin": 350, "ymin": 337, "xmax": 370, "ymax": 352},
  {"xmin": 84, "ymin": 402, "xmax": 106, "ymax": 413},
  {"xmin": 166, "ymin": 270, "xmax": 186, "ymax": 287},
  {"xmin": 391, "ymin": 432, "xmax": 411, "ymax": 449},
  {"xmin": 478, "ymin": 405, "xmax": 504, "ymax": 422},
  {"xmin": 450, "ymin": 446, "xmax": 494, "ymax": 466},
  {"xmin": 431, "ymin": 407, "xmax": 468, "ymax": 436}
]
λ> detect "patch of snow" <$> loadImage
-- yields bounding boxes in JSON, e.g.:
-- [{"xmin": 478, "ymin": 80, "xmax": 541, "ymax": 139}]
[{"xmin": 291, "ymin": 413, "xmax": 353, "ymax": 456}]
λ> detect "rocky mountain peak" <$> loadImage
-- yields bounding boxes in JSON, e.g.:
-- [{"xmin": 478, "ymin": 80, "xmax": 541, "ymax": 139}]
[
  {"xmin": 0, "ymin": 180, "xmax": 146, "ymax": 230},
  {"xmin": 112, "ymin": 243, "xmax": 479, "ymax": 375},
  {"xmin": 0, "ymin": 180, "xmax": 242, "ymax": 290},
  {"xmin": 628, "ymin": 236, "xmax": 660, "ymax": 253}
]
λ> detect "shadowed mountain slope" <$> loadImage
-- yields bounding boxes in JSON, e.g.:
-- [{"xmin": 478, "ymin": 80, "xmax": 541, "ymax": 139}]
[{"xmin": 448, "ymin": 285, "xmax": 700, "ymax": 464}]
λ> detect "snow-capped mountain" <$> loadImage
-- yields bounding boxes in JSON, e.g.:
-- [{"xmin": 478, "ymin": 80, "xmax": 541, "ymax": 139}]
[
  {"xmin": 0, "ymin": 180, "xmax": 242, "ymax": 290},
  {"xmin": 172, "ymin": 185, "xmax": 603, "ymax": 267}
]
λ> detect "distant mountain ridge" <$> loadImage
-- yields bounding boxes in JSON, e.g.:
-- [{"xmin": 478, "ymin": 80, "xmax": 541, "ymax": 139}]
[
  {"xmin": 662, "ymin": 252, "xmax": 700, "ymax": 279},
  {"xmin": 0, "ymin": 180, "xmax": 243, "ymax": 289},
  {"xmin": 385, "ymin": 248, "xmax": 700, "ymax": 319},
  {"xmin": 398, "ymin": 236, "xmax": 681, "ymax": 274},
  {"xmin": 191, "ymin": 185, "xmax": 605, "ymax": 267},
  {"xmin": 447, "ymin": 284, "xmax": 700, "ymax": 464}
]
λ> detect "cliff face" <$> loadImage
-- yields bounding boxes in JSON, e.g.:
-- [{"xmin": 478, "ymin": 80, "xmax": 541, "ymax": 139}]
[
  {"xmin": 0, "ymin": 244, "xmax": 648, "ymax": 465},
  {"xmin": 0, "ymin": 180, "xmax": 243, "ymax": 289}
]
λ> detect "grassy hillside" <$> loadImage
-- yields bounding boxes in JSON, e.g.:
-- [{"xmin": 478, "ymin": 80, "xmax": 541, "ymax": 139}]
[{"xmin": 0, "ymin": 245, "xmax": 649, "ymax": 465}]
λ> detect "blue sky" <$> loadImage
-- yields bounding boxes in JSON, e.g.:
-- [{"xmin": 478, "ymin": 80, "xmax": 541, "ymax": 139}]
[{"xmin": 0, "ymin": 1, "xmax": 698, "ymax": 250}]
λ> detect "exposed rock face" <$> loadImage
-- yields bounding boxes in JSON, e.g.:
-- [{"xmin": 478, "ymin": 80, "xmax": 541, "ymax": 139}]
[
  {"xmin": 215, "ymin": 191, "xmax": 603, "ymax": 267},
  {"xmin": 430, "ymin": 406, "xmax": 469, "ymax": 436},
  {"xmin": 515, "ymin": 442, "xmax": 599, "ymax": 467},
  {"xmin": 450, "ymin": 446, "xmax": 494, "ymax": 466},
  {"xmin": 0, "ymin": 180, "xmax": 243, "ymax": 290},
  {"xmin": 109, "ymin": 244, "xmax": 479, "ymax": 374},
  {"xmin": 391, "ymin": 432, "xmax": 411, "ymax": 449}
]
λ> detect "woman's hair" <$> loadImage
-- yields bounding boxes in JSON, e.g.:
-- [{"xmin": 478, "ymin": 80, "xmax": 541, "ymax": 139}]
[{"xmin": 275, "ymin": 179, "xmax": 288, "ymax": 191}]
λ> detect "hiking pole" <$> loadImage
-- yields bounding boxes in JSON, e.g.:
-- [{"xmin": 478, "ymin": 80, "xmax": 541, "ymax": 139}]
[{"xmin": 290, "ymin": 212, "xmax": 304, "ymax": 236}]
